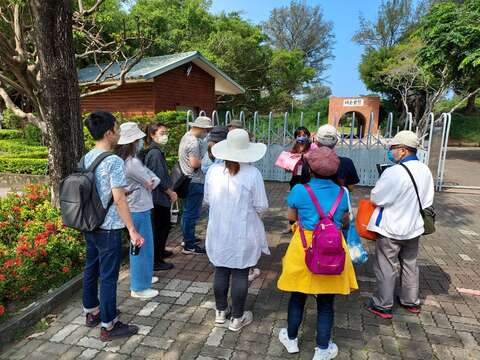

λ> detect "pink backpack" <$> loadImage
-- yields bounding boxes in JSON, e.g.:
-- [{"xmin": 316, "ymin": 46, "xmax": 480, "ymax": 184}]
[{"xmin": 298, "ymin": 184, "xmax": 345, "ymax": 275}]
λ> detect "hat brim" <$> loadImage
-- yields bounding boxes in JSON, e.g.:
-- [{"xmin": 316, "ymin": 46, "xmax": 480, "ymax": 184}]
[
  {"xmin": 212, "ymin": 141, "xmax": 267, "ymax": 163},
  {"xmin": 188, "ymin": 122, "xmax": 214, "ymax": 129},
  {"xmin": 117, "ymin": 131, "xmax": 145, "ymax": 145}
]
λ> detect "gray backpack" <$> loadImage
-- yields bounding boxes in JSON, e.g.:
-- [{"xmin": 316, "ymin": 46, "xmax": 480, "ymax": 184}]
[{"xmin": 59, "ymin": 152, "xmax": 114, "ymax": 232}]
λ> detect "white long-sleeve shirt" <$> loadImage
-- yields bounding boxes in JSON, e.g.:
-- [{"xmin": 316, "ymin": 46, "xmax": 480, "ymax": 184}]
[
  {"xmin": 204, "ymin": 163, "xmax": 270, "ymax": 268},
  {"xmin": 367, "ymin": 159, "xmax": 434, "ymax": 240}
]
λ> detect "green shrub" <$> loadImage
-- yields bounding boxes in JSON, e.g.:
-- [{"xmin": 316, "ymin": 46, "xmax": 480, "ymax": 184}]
[
  {"xmin": 0, "ymin": 130, "xmax": 22, "ymax": 140},
  {"xmin": 0, "ymin": 109, "xmax": 22, "ymax": 129},
  {"xmin": 0, "ymin": 184, "xmax": 84, "ymax": 319},
  {"xmin": 450, "ymin": 113, "xmax": 480, "ymax": 143},
  {"xmin": 0, "ymin": 158, "xmax": 48, "ymax": 175},
  {"xmin": 23, "ymin": 123, "xmax": 42, "ymax": 145}
]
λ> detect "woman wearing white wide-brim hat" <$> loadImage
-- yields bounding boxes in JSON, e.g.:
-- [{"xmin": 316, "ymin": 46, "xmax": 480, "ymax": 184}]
[
  {"xmin": 204, "ymin": 129, "xmax": 270, "ymax": 332},
  {"xmin": 116, "ymin": 122, "xmax": 161, "ymax": 300}
]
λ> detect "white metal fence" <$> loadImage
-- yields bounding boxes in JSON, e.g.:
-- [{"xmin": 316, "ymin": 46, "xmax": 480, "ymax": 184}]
[{"xmin": 186, "ymin": 110, "xmax": 451, "ymax": 190}]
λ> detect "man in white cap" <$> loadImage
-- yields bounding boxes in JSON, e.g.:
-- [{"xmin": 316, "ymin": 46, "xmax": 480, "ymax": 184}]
[
  {"xmin": 315, "ymin": 124, "xmax": 360, "ymax": 188},
  {"xmin": 178, "ymin": 116, "xmax": 213, "ymax": 254},
  {"xmin": 365, "ymin": 130, "xmax": 434, "ymax": 319}
]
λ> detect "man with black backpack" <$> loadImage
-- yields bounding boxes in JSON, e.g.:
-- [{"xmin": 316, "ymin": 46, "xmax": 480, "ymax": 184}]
[{"xmin": 79, "ymin": 112, "xmax": 144, "ymax": 341}]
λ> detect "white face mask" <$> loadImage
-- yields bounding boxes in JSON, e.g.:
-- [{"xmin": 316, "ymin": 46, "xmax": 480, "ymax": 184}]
[
  {"xmin": 136, "ymin": 139, "xmax": 144, "ymax": 152},
  {"xmin": 155, "ymin": 134, "xmax": 168, "ymax": 145}
]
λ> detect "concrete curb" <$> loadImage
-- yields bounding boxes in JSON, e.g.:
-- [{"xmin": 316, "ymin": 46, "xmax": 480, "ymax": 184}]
[{"xmin": 0, "ymin": 272, "xmax": 83, "ymax": 345}]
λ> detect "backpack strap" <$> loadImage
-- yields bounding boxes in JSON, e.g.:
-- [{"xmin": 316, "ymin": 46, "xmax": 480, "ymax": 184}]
[
  {"xmin": 85, "ymin": 151, "xmax": 114, "ymax": 172},
  {"xmin": 297, "ymin": 217, "xmax": 308, "ymax": 251},
  {"xmin": 327, "ymin": 187, "xmax": 345, "ymax": 219},
  {"xmin": 303, "ymin": 184, "xmax": 327, "ymax": 219},
  {"xmin": 399, "ymin": 163, "xmax": 424, "ymax": 215}
]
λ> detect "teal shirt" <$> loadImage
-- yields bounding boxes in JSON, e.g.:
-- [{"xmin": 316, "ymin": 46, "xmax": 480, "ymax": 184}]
[{"xmin": 287, "ymin": 178, "xmax": 348, "ymax": 230}]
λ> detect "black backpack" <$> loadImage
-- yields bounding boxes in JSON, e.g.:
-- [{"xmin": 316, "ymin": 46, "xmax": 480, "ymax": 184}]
[{"xmin": 59, "ymin": 152, "xmax": 114, "ymax": 232}]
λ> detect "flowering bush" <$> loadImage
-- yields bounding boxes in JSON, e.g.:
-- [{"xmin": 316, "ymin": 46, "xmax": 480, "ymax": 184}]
[{"xmin": 0, "ymin": 184, "xmax": 84, "ymax": 319}]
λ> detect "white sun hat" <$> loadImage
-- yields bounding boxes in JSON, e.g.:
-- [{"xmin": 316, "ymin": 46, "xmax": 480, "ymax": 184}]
[
  {"xmin": 212, "ymin": 129, "xmax": 267, "ymax": 163},
  {"xmin": 389, "ymin": 130, "xmax": 420, "ymax": 149},
  {"xmin": 117, "ymin": 122, "xmax": 146, "ymax": 145}
]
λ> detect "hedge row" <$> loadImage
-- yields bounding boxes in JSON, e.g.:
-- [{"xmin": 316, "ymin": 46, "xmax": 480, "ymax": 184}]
[
  {"xmin": 0, "ymin": 158, "xmax": 48, "ymax": 175},
  {"xmin": 0, "ymin": 130, "xmax": 22, "ymax": 140}
]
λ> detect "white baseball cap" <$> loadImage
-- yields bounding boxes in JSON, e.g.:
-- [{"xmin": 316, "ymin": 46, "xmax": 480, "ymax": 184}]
[
  {"xmin": 316, "ymin": 124, "xmax": 338, "ymax": 148},
  {"xmin": 389, "ymin": 130, "xmax": 420, "ymax": 149}
]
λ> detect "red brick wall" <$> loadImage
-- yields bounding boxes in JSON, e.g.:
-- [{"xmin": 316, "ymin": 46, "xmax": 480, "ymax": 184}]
[
  {"xmin": 328, "ymin": 96, "xmax": 380, "ymax": 134},
  {"xmin": 153, "ymin": 62, "xmax": 215, "ymax": 114},
  {"xmin": 80, "ymin": 82, "xmax": 155, "ymax": 116}
]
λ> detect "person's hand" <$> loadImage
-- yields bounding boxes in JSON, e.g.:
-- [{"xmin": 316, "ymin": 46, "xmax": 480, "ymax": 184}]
[
  {"xmin": 168, "ymin": 190, "xmax": 178, "ymax": 203},
  {"xmin": 129, "ymin": 229, "xmax": 144, "ymax": 247},
  {"xmin": 144, "ymin": 179, "xmax": 156, "ymax": 191}
]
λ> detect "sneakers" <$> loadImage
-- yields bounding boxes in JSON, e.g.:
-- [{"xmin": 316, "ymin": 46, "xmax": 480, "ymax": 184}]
[
  {"xmin": 248, "ymin": 268, "xmax": 261, "ymax": 282},
  {"xmin": 278, "ymin": 328, "xmax": 299, "ymax": 354},
  {"xmin": 182, "ymin": 245, "xmax": 206, "ymax": 254},
  {"xmin": 396, "ymin": 296, "xmax": 421, "ymax": 314},
  {"xmin": 100, "ymin": 321, "xmax": 138, "ymax": 342},
  {"xmin": 215, "ymin": 307, "xmax": 231, "ymax": 324},
  {"xmin": 151, "ymin": 276, "xmax": 159, "ymax": 284},
  {"xmin": 228, "ymin": 311, "xmax": 253, "ymax": 332},
  {"xmin": 181, "ymin": 238, "xmax": 201, "ymax": 247},
  {"xmin": 85, "ymin": 309, "xmax": 121, "ymax": 327},
  {"xmin": 364, "ymin": 298, "xmax": 393, "ymax": 319},
  {"xmin": 154, "ymin": 261, "xmax": 174, "ymax": 271},
  {"xmin": 131, "ymin": 288, "xmax": 159, "ymax": 299},
  {"xmin": 160, "ymin": 250, "xmax": 173, "ymax": 258},
  {"xmin": 399, "ymin": 302, "xmax": 421, "ymax": 314},
  {"xmin": 313, "ymin": 342, "xmax": 338, "ymax": 360}
]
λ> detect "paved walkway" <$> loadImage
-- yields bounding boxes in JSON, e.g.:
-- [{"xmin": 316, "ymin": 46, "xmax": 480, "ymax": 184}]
[
  {"xmin": 444, "ymin": 147, "xmax": 480, "ymax": 187},
  {"xmin": 1, "ymin": 183, "xmax": 480, "ymax": 360}
]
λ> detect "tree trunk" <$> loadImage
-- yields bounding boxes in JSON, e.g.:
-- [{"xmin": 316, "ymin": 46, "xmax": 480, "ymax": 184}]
[
  {"xmin": 465, "ymin": 93, "xmax": 477, "ymax": 114},
  {"xmin": 29, "ymin": 0, "xmax": 84, "ymax": 205}
]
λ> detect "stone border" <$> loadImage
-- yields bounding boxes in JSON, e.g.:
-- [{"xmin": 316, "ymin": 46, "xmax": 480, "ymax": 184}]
[{"xmin": 0, "ymin": 272, "xmax": 83, "ymax": 345}]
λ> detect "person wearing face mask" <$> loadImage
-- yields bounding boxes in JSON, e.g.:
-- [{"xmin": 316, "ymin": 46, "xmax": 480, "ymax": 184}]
[
  {"xmin": 115, "ymin": 122, "xmax": 161, "ymax": 300},
  {"xmin": 365, "ymin": 131, "xmax": 434, "ymax": 319},
  {"xmin": 282, "ymin": 127, "xmax": 312, "ymax": 235},
  {"xmin": 178, "ymin": 116, "xmax": 213, "ymax": 254},
  {"xmin": 144, "ymin": 123, "xmax": 177, "ymax": 271}
]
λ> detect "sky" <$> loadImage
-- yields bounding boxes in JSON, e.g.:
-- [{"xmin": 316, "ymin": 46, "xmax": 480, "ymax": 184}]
[{"xmin": 210, "ymin": 0, "xmax": 383, "ymax": 97}]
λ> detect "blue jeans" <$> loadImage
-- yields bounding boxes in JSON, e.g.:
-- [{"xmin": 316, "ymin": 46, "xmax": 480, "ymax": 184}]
[
  {"xmin": 181, "ymin": 182, "xmax": 204, "ymax": 249},
  {"xmin": 82, "ymin": 229, "xmax": 123, "ymax": 328},
  {"xmin": 130, "ymin": 210, "xmax": 154, "ymax": 292},
  {"xmin": 287, "ymin": 292, "xmax": 335, "ymax": 349}
]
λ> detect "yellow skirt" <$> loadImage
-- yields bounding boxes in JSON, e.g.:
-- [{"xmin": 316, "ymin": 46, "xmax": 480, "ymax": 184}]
[{"xmin": 277, "ymin": 226, "xmax": 358, "ymax": 295}]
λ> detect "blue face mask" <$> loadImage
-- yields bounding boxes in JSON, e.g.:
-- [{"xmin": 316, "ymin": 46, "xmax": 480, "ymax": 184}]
[
  {"xmin": 387, "ymin": 150, "xmax": 396, "ymax": 163},
  {"xmin": 296, "ymin": 136, "xmax": 308, "ymax": 144}
]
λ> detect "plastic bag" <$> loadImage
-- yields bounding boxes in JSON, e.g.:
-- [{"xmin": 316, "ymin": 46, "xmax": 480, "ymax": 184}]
[{"xmin": 345, "ymin": 188, "xmax": 368, "ymax": 265}]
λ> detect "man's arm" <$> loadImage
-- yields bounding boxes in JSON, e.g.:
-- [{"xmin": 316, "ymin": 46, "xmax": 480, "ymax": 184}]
[
  {"xmin": 112, "ymin": 187, "xmax": 144, "ymax": 247},
  {"xmin": 189, "ymin": 155, "xmax": 201, "ymax": 169}
]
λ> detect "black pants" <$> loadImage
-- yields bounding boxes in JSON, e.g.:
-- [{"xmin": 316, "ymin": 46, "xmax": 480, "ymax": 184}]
[
  {"xmin": 151, "ymin": 204, "xmax": 171, "ymax": 264},
  {"xmin": 214, "ymin": 267, "xmax": 250, "ymax": 318}
]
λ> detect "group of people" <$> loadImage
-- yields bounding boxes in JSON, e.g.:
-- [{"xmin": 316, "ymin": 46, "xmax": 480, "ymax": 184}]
[{"xmin": 79, "ymin": 110, "xmax": 434, "ymax": 360}]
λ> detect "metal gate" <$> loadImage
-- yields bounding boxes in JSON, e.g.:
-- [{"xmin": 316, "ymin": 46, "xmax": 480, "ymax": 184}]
[{"xmin": 186, "ymin": 110, "xmax": 451, "ymax": 189}]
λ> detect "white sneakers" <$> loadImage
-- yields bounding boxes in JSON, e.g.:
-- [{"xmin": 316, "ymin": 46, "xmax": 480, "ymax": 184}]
[
  {"xmin": 215, "ymin": 308, "xmax": 230, "ymax": 324},
  {"xmin": 278, "ymin": 328, "xmax": 299, "ymax": 353},
  {"xmin": 312, "ymin": 343, "xmax": 338, "ymax": 360},
  {"xmin": 228, "ymin": 311, "xmax": 253, "ymax": 332},
  {"xmin": 151, "ymin": 276, "xmax": 159, "ymax": 284},
  {"xmin": 278, "ymin": 328, "xmax": 338, "ymax": 359},
  {"xmin": 248, "ymin": 268, "xmax": 261, "ymax": 282},
  {"xmin": 130, "ymin": 288, "xmax": 159, "ymax": 299}
]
